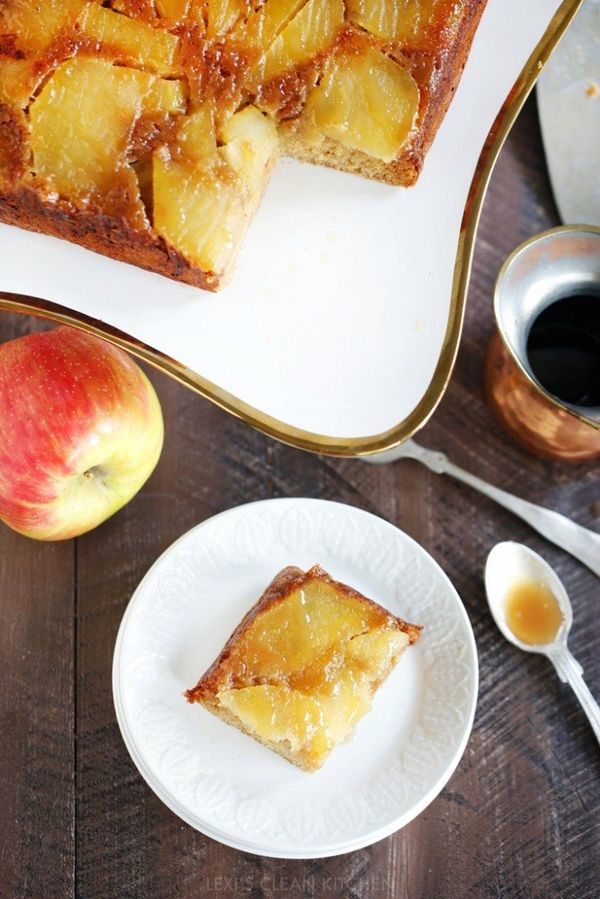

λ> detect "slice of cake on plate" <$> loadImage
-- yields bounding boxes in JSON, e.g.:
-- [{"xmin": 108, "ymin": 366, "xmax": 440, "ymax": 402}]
[{"xmin": 185, "ymin": 564, "xmax": 422, "ymax": 771}]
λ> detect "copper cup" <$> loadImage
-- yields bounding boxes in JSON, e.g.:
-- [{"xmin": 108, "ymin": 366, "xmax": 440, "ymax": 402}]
[{"xmin": 485, "ymin": 226, "xmax": 600, "ymax": 462}]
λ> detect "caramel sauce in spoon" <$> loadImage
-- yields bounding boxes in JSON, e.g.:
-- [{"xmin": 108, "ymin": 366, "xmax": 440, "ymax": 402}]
[{"xmin": 505, "ymin": 580, "xmax": 564, "ymax": 645}]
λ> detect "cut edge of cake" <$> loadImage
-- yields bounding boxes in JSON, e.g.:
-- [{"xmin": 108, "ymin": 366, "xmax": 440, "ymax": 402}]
[{"xmin": 280, "ymin": 0, "xmax": 487, "ymax": 188}]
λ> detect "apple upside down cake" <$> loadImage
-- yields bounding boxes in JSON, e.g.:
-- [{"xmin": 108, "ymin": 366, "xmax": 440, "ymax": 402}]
[{"xmin": 0, "ymin": 0, "xmax": 486, "ymax": 290}]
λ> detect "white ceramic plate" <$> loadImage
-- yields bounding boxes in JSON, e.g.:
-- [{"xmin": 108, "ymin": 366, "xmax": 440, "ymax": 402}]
[
  {"xmin": 0, "ymin": 1, "xmax": 577, "ymax": 454},
  {"xmin": 113, "ymin": 498, "xmax": 478, "ymax": 858}
]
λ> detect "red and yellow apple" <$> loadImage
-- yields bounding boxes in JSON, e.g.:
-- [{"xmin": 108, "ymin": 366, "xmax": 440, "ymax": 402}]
[{"xmin": 0, "ymin": 325, "xmax": 164, "ymax": 540}]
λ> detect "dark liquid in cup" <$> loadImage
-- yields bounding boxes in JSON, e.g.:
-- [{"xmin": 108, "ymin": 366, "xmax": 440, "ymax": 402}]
[{"xmin": 526, "ymin": 294, "xmax": 600, "ymax": 407}]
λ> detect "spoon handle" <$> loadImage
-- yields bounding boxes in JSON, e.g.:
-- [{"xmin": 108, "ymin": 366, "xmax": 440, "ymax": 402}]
[
  {"xmin": 550, "ymin": 649, "xmax": 600, "ymax": 745},
  {"xmin": 441, "ymin": 459, "xmax": 600, "ymax": 579},
  {"xmin": 367, "ymin": 441, "xmax": 600, "ymax": 578}
]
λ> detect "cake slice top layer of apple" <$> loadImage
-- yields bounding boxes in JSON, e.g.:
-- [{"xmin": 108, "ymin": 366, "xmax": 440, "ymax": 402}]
[
  {"xmin": 185, "ymin": 564, "xmax": 422, "ymax": 770},
  {"xmin": 0, "ymin": 0, "xmax": 475, "ymax": 289}
]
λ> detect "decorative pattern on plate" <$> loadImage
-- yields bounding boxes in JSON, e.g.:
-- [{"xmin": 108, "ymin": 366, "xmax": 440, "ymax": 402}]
[{"xmin": 113, "ymin": 498, "xmax": 478, "ymax": 857}]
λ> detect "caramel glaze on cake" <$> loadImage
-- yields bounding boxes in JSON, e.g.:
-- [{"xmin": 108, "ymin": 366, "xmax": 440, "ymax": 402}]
[
  {"xmin": 0, "ymin": 1, "xmax": 487, "ymax": 291},
  {"xmin": 185, "ymin": 564, "xmax": 422, "ymax": 771}
]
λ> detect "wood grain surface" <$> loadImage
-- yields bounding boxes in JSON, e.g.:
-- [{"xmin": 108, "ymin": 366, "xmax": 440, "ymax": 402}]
[{"xmin": 1, "ymin": 96, "xmax": 599, "ymax": 899}]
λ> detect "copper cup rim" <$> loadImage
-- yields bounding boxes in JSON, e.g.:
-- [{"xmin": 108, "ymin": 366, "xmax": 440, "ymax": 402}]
[{"xmin": 493, "ymin": 224, "xmax": 600, "ymax": 432}]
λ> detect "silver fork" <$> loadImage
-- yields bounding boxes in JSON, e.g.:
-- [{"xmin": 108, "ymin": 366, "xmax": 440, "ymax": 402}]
[{"xmin": 367, "ymin": 439, "xmax": 600, "ymax": 578}]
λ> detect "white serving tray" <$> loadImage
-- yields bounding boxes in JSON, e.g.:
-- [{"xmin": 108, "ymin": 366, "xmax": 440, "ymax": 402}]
[{"xmin": 0, "ymin": 0, "xmax": 580, "ymax": 455}]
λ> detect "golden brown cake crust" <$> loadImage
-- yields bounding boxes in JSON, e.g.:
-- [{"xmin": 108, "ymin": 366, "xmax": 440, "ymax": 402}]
[
  {"xmin": 185, "ymin": 563, "xmax": 422, "ymax": 705},
  {"xmin": 0, "ymin": 183, "xmax": 219, "ymax": 290},
  {"xmin": 404, "ymin": 0, "xmax": 487, "ymax": 185}
]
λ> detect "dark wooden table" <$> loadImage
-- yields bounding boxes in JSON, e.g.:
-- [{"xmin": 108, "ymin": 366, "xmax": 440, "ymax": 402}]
[{"xmin": 1, "ymin": 95, "xmax": 598, "ymax": 899}]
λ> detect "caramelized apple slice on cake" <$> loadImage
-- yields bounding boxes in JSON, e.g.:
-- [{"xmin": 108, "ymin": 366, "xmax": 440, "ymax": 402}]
[
  {"xmin": 346, "ymin": 0, "xmax": 458, "ymax": 51},
  {"xmin": 77, "ymin": 4, "xmax": 181, "ymax": 76},
  {"xmin": 259, "ymin": 0, "xmax": 345, "ymax": 82},
  {"xmin": 153, "ymin": 104, "xmax": 279, "ymax": 287},
  {"xmin": 299, "ymin": 41, "xmax": 420, "ymax": 164},
  {"xmin": 185, "ymin": 565, "xmax": 422, "ymax": 771}
]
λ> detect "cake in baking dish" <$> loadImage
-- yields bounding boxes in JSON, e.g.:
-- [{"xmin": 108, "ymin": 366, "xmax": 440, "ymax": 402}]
[
  {"xmin": 185, "ymin": 565, "xmax": 422, "ymax": 771},
  {"xmin": 0, "ymin": 1, "xmax": 486, "ymax": 290}
]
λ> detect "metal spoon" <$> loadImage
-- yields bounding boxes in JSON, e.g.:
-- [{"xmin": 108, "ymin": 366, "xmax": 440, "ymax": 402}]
[
  {"xmin": 485, "ymin": 541, "xmax": 600, "ymax": 744},
  {"xmin": 366, "ymin": 439, "xmax": 600, "ymax": 578}
]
